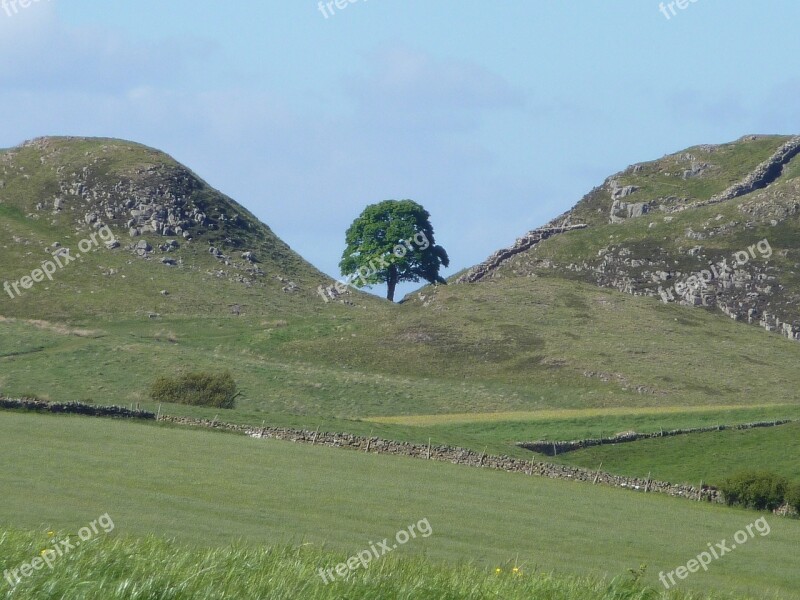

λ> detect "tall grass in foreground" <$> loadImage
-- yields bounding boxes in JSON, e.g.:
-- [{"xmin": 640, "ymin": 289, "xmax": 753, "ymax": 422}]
[{"xmin": 0, "ymin": 530, "xmax": 750, "ymax": 600}]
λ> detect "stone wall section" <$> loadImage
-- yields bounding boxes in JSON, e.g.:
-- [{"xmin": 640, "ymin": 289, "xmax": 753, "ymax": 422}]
[
  {"xmin": 0, "ymin": 399, "xmax": 720, "ymax": 503},
  {"xmin": 517, "ymin": 420, "xmax": 794, "ymax": 455},
  {"xmin": 454, "ymin": 224, "xmax": 588, "ymax": 284}
]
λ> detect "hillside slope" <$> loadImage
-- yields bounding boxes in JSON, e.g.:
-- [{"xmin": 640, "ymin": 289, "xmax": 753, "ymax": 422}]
[
  {"xmin": 0, "ymin": 137, "xmax": 363, "ymax": 320},
  {"xmin": 452, "ymin": 135, "xmax": 800, "ymax": 342}
]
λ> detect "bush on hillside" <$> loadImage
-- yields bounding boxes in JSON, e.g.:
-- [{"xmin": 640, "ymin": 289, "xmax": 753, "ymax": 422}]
[
  {"xmin": 719, "ymin": 470, "xmax": 788, "ymax": 511},
  {"xmin": 150, "ymin": 371, "xmax": 240, "ymax": 409},
  {"xmin": 785, "ymin": 480, "xmax": 800, "ymax": 513}
]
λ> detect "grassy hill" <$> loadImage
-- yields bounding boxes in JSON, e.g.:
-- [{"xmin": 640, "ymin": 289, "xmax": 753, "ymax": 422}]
[
  {"xmin": 451, "ymin": 135, "xmax": 800, "ymax": 346},
  {"xmin": 556, "ymin": 135, "xmax": 796, "ymax": 227},
  {"xmin": 0, "ymin": 136, "xmax": 356, "ymax": 320},
  {"xmin": 3, "ymin": 275, "xmax": 800, "ymax": 458}
]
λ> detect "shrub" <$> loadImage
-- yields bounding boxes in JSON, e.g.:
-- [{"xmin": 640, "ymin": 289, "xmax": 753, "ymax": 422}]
[
  {"xmin": 150, "ymin": 371, "xmax": 240, "ymax": 409},
  {"xmin": 720, "ymin": 470, "xmax": 788, "ymax": 511},
  {"xmin": 785, "ymin": 481, "xmax": 800, "ymax": 513}
]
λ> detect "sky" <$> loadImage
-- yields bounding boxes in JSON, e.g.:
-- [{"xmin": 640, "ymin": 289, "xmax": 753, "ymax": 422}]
[{"xmin": 2, "ymin": 0, "xmax": 800, "ymax": 298}]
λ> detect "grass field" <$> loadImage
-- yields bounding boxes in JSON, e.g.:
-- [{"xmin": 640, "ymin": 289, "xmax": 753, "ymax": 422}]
[
  {"xmin": 0, "ymin": 531, "xmax": 754, "ymax": 600},
  {"xmin": 0, "ymin": 532, "xmax": 750, "ymax": 600},
  {"xmin": 366, "ymin": 404, "xmax": 795, "ymax": 426},
  {"xmin": 1, "ymin": 412, "xmax": 798, "ymax": 598},
  {"xmin": 3, "ymin": 297, "xmax": 799, "ymax": 477},
  {"xmin": 548, "ymin": 421, "xmax": 800, "ymax": 486}
]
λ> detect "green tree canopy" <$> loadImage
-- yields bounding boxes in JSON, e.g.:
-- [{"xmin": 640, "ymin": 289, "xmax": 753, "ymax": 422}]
[{"xmin": 340, "ymin": 200, "xmax": 450, "ymax": 302}]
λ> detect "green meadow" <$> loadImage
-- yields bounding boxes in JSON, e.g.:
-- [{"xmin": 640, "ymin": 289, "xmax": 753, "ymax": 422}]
[
  {"xmin": 548, "ymin": 421, "xmax": 800, "ymax": 486},
  {"xmin": 1, "ymin": 412, "xmax": 797, "ymax": 598}
]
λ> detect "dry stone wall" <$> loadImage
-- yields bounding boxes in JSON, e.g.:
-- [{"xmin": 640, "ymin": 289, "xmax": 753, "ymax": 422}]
[
  {"xmin": 0, "ymin": 398, "xmax": 155, "ymax": 419},
  {"xmin": 455, "ymin": 224, "xmax": 588, "ymax": 284},
  {"xmin": 13, "ymin": 399, "xmax": 800, "ymax": 513},
  {"xmin": 667, "ymin": 136, "xmax": 800, "ymax": 214},
  {"xmin": 0, "ymin": 398, "xmax": 718, "ymax": 502},
  {"xmin": 518, "ymin": 420, "xmax": 794, "ymax": 456},
  {"xmin": 156, "ymin": 415, "xmax": 722, "ymax": 503}
]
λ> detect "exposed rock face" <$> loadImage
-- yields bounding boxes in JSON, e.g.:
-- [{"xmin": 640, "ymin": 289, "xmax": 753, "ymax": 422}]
[
  {"xmin": 9, "ymin": 138, "xmax": 213, "ymax": 242},
  {"xmin": 531, "ymin": 237, "xmax": 800, "ymax": 343},
  {"xmin": 682, "ymin": 160, "xmax": 710, "ymax": 179},
  {"xmin": 610, "ymin": 181, "xmax": 640, "ymax": 200},
  {"xmin": 607, "ymin": 179, "xmax": 649, "ymax": 223},
  {"xmin": 610, "ymin": 199, "xmax": 649, "ymax": 223},
  {"xmin": 455, "ymin": 224, "xmax": 588, "ymax": 284}
]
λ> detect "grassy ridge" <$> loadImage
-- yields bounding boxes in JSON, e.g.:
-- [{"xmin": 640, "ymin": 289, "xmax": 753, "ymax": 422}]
[
  {"xmin": 1, "ymin": 412, "xmax": 798, "ymax": 598},
  {"xmin": 563, "ymin": 135, "xmax": 791, "ymax": 227},
  {"xmin": 366, "ymin": 405, "xmax": 794, "ymax": 426}
]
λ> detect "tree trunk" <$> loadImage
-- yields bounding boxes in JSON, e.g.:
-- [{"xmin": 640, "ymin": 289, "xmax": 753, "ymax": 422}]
[{"xmin": 386, "ymin": 266, "xmax": 398, "ymax": 302}]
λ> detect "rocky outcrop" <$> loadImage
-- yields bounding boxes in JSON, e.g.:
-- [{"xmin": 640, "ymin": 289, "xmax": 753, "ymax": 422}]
[
  {"xmin": 0, "ymin": 137, "xmax": 321, "ymax": 297},
  {"xmin": 533, "ymin": 240, "xmax": 800, "ymax": 343},
  {"xmin": 452, "ymin": 136, "xmax": 800, "ymax": 343},
  {"xmin": 667, "ymin": 136, "xmax": 800, "ymax": 214},
  {"xmin": 610, "ymin": 181, "xmax": 640, "ymax": 200},
  {"xmin": 610, "ymin": 199, "xmax": 649, "ymax": 223},
  {"xmin": 455, "ymin": 224, "xmax": 588, "ymax": 284}
]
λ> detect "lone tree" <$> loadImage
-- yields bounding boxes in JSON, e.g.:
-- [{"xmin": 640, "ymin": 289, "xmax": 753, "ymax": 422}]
[{"xmin": 340, "ymin": 200, "xmax": 449, "ymax": 302}]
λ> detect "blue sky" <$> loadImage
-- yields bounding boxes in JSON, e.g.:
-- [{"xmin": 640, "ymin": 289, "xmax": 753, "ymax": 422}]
[{"xmin": 2, "ymin": 0, "xmax": 799, "ymax": 298}]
